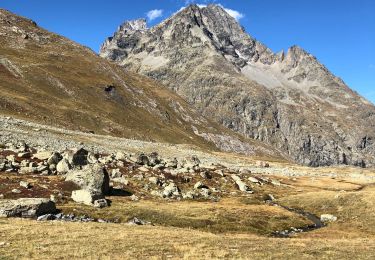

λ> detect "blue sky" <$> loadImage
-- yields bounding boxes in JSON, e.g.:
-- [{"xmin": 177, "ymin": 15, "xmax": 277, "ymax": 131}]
[{"xmin": 1, "ymin": 0, "xmax": 374, "ymax": 103}]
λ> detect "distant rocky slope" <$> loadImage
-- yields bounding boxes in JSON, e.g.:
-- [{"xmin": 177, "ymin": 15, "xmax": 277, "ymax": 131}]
[
  {"xmin": 0, "ymin": 9, "xmax": 283, "ymax": 159},
  {"xmin": 100, "ymin": 4, "xmax": 375, "ymax": 167}
]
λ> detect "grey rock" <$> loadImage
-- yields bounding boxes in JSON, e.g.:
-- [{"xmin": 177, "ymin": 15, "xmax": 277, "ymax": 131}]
[
  {"xmin": 111, "ymin": 168, "xmax": 122, "ymax": 178},
  {"xmin": 127, "ymin": 216, "xmax": 150, "ymax": 226},
  {"xmin": 93, "ymin": 199, "xmax": 108, "ymax": 208},
  {"xmin": 200, "ymin": 188, "xmax": 211, "ymax": 198},
  {"xmin": 47, "ymin": 152, "xmax": 62, "ymax": 165},
  {"xmin": 0, "ymin": 198, "xmax": 56, "ymax": 218},
  {"xmin": 194, "ymin": 181, "xmax": 206, "ymax": 190},
  {"xmin": 112, "ymin": 176, "xmax": 129, "ymax": 185},
  {"xmin": 148, "ymin": 177, "xmax": 160, "ymax": 185},
  {"xmin": 33, "ymin": 151, "xmax": 52, "ymax": 160},
  {"xmin": 56, "ymin": 159, "xmax": 70, "ymax": 174},
  {"xmin": 17, "ymin": 152, "xmax": 31, "ymax": 158},
  {"xmin": 320, "ymin": 214, "xmax": 337, "ymax": 223},
  {"xmin": 248, "ymin": 177, "xmax": 261, "ymax": 184},
  {"xmin": 64, "ymin": 148, "xmax": 89, "ymax": 166},
  {"xmin": 71, "ymin": 189, "xmax": 104, "ymax": 206},
  {"xmin": 19, "ymin": 181, "xmax": 31, "ymax": 189},
  {"xmin": 65, "ymin": 164, "xmax": 110, "ymax": 195},
  {"xmin": 231, "ymin": 175, "xmax": 253, "ymax": 193},
  {"xmin": 182, "ymin": 191, "xmax": 195, "ymax": 199},
  {"xmin": 163, "ymin": 183, "xmax": 179, "ymax": 198},
  {"xmin": 130, "ymin": 195, "xmax": 139, "ymax": 201}
]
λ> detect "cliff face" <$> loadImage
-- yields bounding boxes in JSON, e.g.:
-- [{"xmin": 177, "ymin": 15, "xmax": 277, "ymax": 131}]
[{"xmin": 100, "ymin": 4, "xmax": 375, "ymax": 167}]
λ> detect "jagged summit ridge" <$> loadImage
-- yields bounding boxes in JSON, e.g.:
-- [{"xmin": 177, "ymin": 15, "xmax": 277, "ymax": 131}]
[{"xmin": 100, "ymin": 4, "xmax": 375, "ymax": 167}]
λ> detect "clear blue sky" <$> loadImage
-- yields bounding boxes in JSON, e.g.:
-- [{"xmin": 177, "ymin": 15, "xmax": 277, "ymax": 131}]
[{"xmin": 1, "ymin": 0, "xmax": 374, "ymax": 103}]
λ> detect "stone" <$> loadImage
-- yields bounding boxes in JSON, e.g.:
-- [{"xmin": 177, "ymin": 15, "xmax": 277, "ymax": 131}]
[
  {"xmin": 248, "ymin": 177, "xmax": 260, "ymax": 184},
  {"xmin": 64, "ymin": 148, "xmax": 89, "ymax": 166},
  {"xmin": 115, "ymin": 152, "xmax": 126, "ymax": 161},
  {"xmin": 112, "ymin": 176, "xmax": 129, "ymax": 185},
  {"xmin": 137, "ymin": 153, "xmax": 149, "ymax": 166},
  {"xmin": 6, "ymin": 155, "xmax": 16, "ymax": 162},
  {"xmin": 87, "ymin": 152, "xmax": 98, "ymax": 164},
  {"xmin": 194, "ymin": 181, "xmax": 207, "ymax": 190},
  {"xmin": 200, "ymin": 188, "xmax": 211, "ymax": 198},
  {"xmin": 200, "ymin": 171, "xmax": 212, "ymax": 179},
  {"xmin": 127, "ymin": 217, "xmax": 150, "ymax": 225},
  {"xmin": 265, "ymin": 194, "xmax": 275, "ymax": 201},
  {"xmin": 148, "ymin": 152, "xmax": 161, "ymax": 166},
  {"xmin": 182, "ymin": 191, "xmax": 195, "ymax": 199},
  {"xmin": 71, "ymin": 189, "xmax": 104, "ymax": 206},
  {"xmin": 214, "ymin": 169, "xmax": 225, "ymax": 176},
  {"xmin": 256, "ymin": 161, "xmax": 270, "ymax": 168},
  {"xmin": 65, "ymin": 164, "xmax": 110, "ymax": 195},
  {"xmin": 231, "ymin": 175, "xmax": 253, "ymax": 193},
  {"xmin": 37, "ymin": 214, "xmax": 56, "ymax": 221},
  {"xmin": 163, "ymin": 183, "xmax": 179, "ymax": 198},
  {"xmin": 150, "ymin": 190, "xmax": 163, "ymax": 197},
  {"xmin": 165, "ymin": 158, "xmax": 178, "ymax": 168},
  {"xmin": 47, "ymin": 152, "xmax": 62, "ymax": 165},
  {"xmin": 0, "ymin": 198, "xmax": 56, "ymax": 218},
  {"xmin": 33, "ymin": 151, "xmax": 53, "ymax": 160},
  {"xmin": 130, "ymin": 195, "xmax": 139, "ymax": 201},
  {"xmin": 11, "ymin": 189, "xmax": 21, "ymax": 194},
  {"xmin": 239, "ymin": 168, "xmax": 251, "ymax": 174},
  {"xmin": 56, "ymin": 159, "xmax": 70, "ymax": 174},
  {"xmin": 19, "ymin": 181, "xmax": 31, "ymax": 189},
  {"xmin": 183, "ymin": 155, "xmax": 200, "ymax": 170},
  {"xmin": 18, "ymin": 152, "xmax": 31, "ymax": 158},
  {"xmin": 111, "ymin": 168, "xmax": 122, "ymax": 178},
  {"xmin": 148, "ymin": 177, "xmax": 160, "ymax": 185},
  {"xmin": 93, "ymin": 199, "xmax": 108, "ymax": 208},
  {"xmin": 320, "ymin": 214, "xmax": 337, "ymax": 223},
  {"xmin": 138, "ymin": 166, "xmax": 149, "ymax": 172}
]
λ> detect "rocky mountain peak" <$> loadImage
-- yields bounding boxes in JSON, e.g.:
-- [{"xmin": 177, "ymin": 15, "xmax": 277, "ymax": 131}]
[
  {"xmin": 100, "ymin": 5, "xmax": 375, "ymax": 168},
  {"xmin": 118, "ymin": 18, "xmax": 147, "ymax": 33}
]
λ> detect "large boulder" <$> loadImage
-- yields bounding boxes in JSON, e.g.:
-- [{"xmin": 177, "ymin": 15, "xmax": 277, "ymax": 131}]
[
  {"xmin": 56, "ymin": 158, "xmax": 71, "ymax": 174},
  {"xmin": 231, "ymin": 175, "xmax": 253, "ymax": 193},
  {"xmin": 64, "ymin": 148, "xmax": 89, "ymax": 166},
  {"xmin": 320, "ymin": 214, "xmax": 337, "ymax": 223},
  {"xmin": 71, "ymin": 189, "xmax": 104, "ymax": 206},
  {"xmin": 163, "ymin": 183, "xmax": 180, "ymax": 198},
  {"xmin": 0, "ymin": 198, "xmax": 56, "ymax": 218},
  {"xmin": 47, "ymin": 152, "xmax": 62, "ymax": 165},
  {"xmin": 33, "ymin": 151, "xmax": 53, "ymax": 160},
  {"xmin": 65, "ymin": 164, "xmax": 110, "ymax": 195}
]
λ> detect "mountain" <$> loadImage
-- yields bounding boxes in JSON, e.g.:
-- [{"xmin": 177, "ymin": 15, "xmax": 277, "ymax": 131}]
[
  {"xmin": 0, "ymin": 8, "xmax": 283, "ymax": 159},
  {"xmin": 100, "ymin": 4, "xmax": 375, "ymax": 167}
]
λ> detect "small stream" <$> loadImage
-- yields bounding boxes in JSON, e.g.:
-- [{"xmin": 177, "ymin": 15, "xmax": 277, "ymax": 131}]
[{"xmin": 269, "ymin": 202, "xmax": 325, "ymax": 238}]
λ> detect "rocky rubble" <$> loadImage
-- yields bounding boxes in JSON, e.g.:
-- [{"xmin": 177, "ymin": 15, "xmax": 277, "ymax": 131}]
[{"xmin": 0, "ymin": 141, "xmax": 281, "ymax": 210}]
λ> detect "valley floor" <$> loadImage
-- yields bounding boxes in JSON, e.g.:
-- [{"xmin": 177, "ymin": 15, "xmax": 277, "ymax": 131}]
[{"xmin": 1, "ymin": 116, "xmax": 375, "ymax": 259}]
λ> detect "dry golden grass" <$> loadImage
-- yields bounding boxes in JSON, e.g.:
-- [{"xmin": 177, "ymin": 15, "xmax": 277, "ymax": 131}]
[
  {"xmin": 1, "ymin": 170, "xmax": 375, "ymax": 259},
  {"xmin": 1, "ymin": 218, "xmax": 375, "ymax": 260},
  {"xmin": 57, "ymin": 197, "xmax": 311, "ymax": 235}
]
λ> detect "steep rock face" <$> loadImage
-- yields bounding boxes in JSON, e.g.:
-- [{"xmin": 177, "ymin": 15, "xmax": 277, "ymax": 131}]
[{"xmin": 100, "ymin": 4, "xmax": 375, "ymax": 167}]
